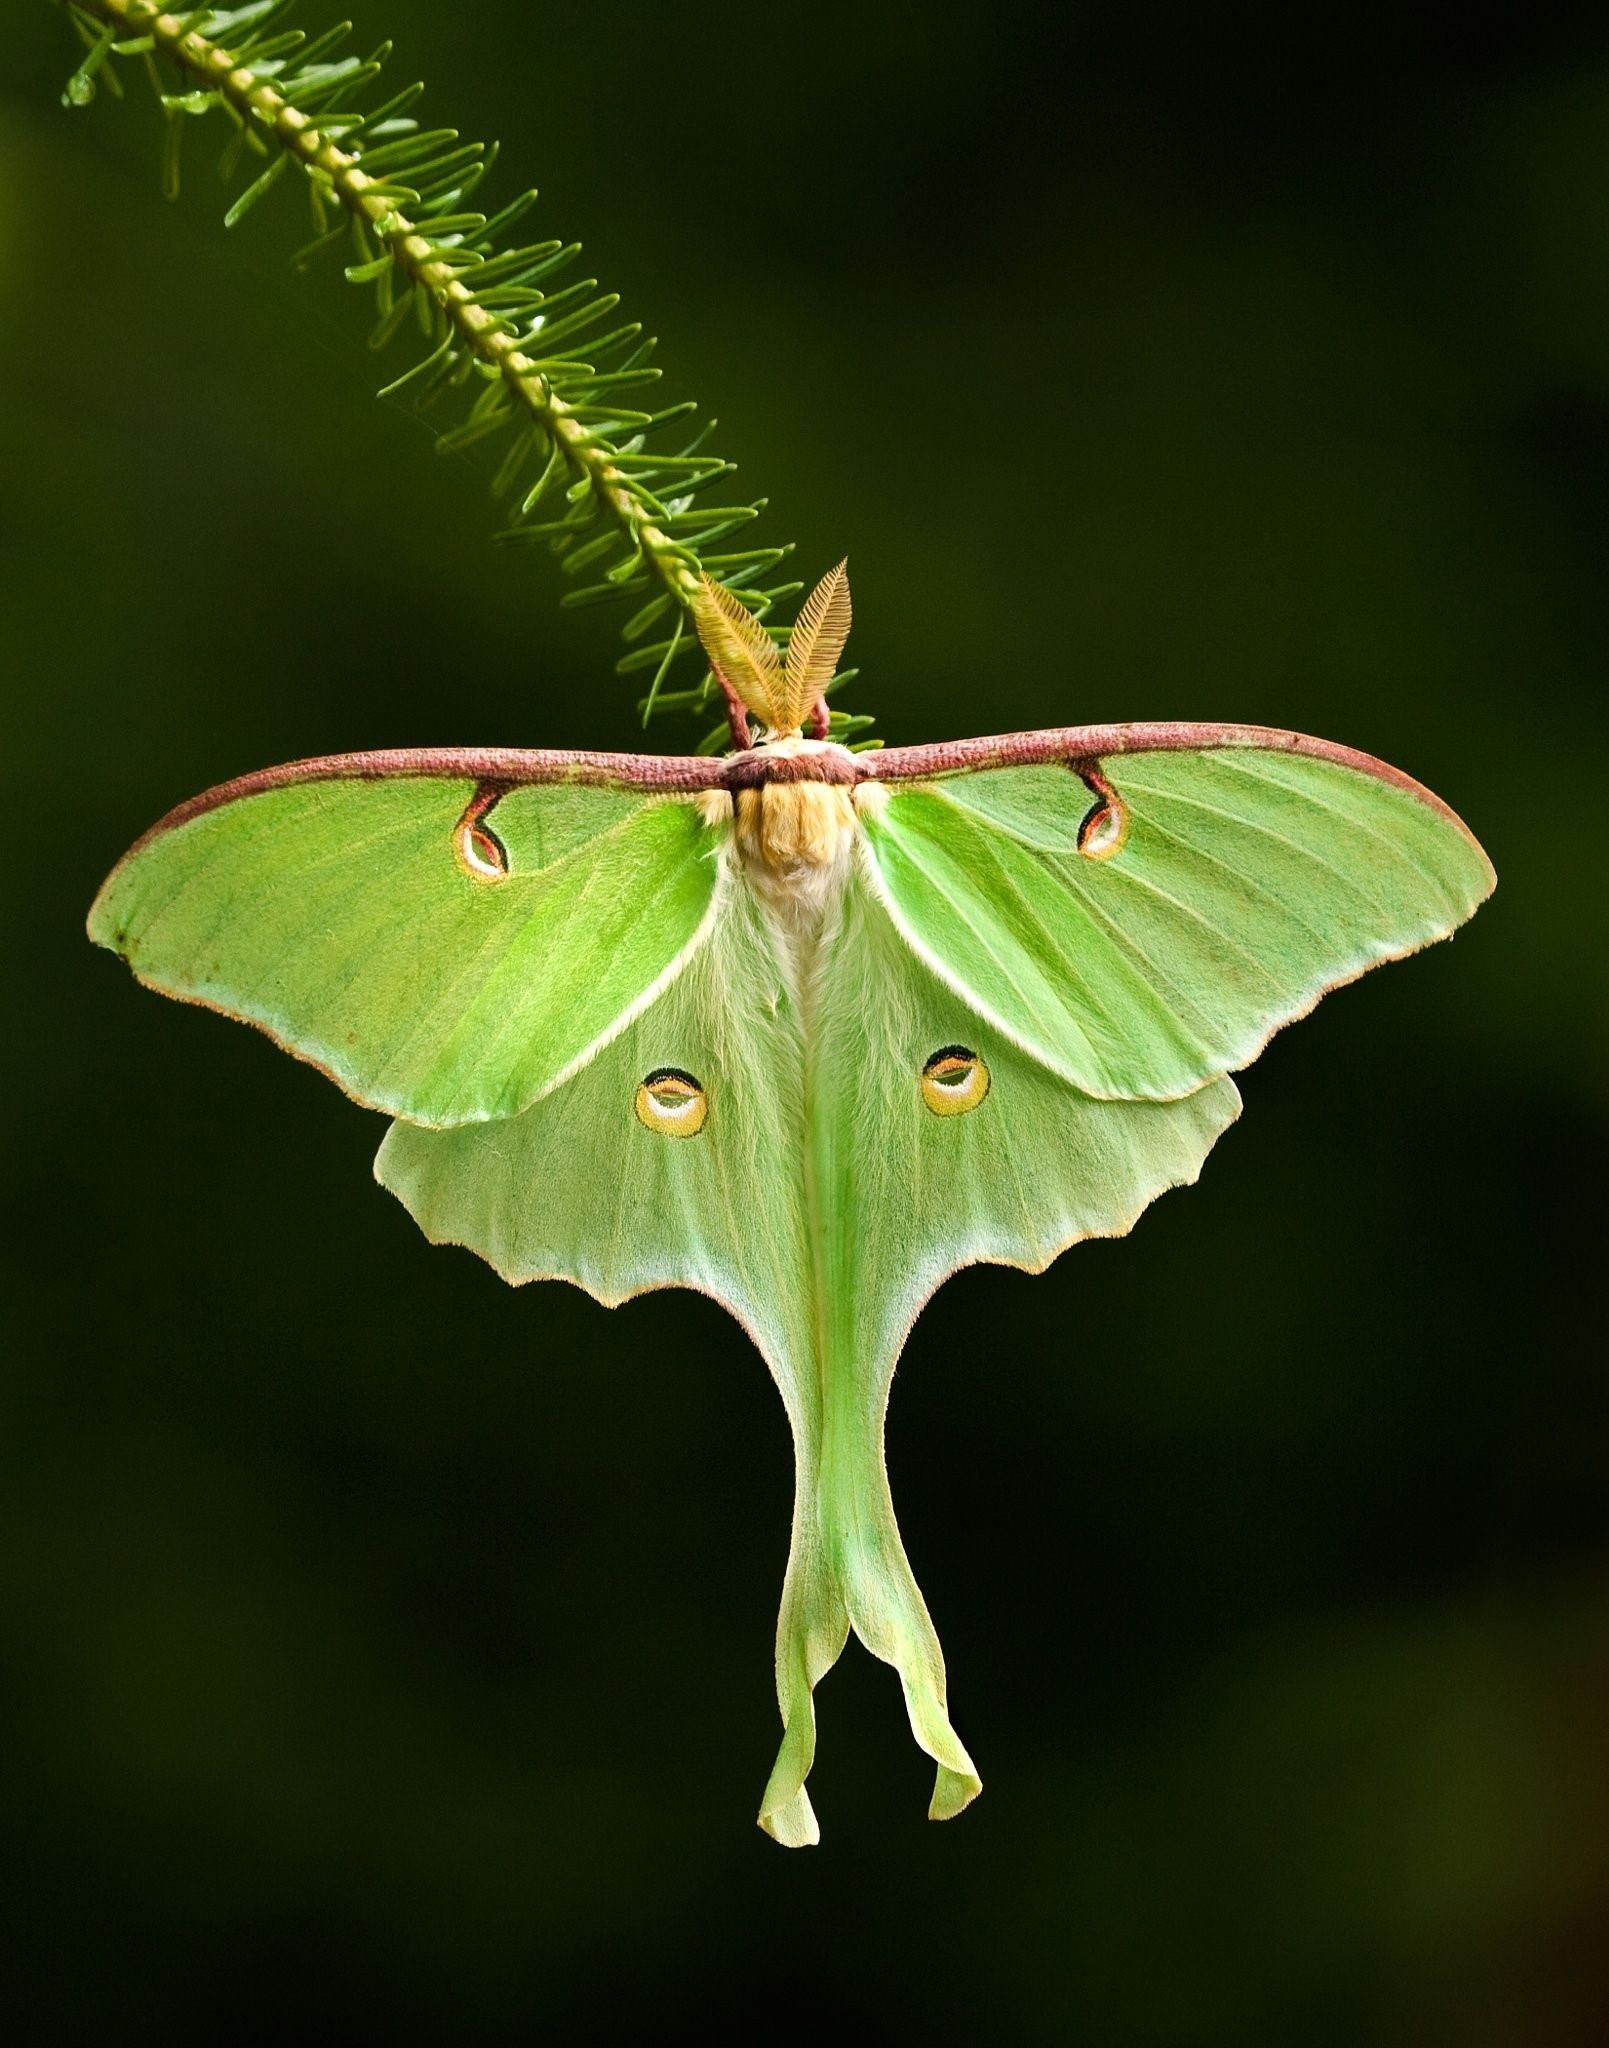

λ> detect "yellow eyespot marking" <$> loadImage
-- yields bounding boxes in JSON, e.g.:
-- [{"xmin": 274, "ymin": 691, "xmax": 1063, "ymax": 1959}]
[
  {"xmin": 1076, "ymin": 771, "xmax": 1129, "ymax": 861},
  {"xmin": 635, "ymin": 1067, "xmax": 708, "ymax": 1137},
  {"xmin": 454, "ymin": 786, "xmax": 510, "ymax": 881},
  {"xmin": 921, "ymin": 1045, "xmax": 991, "ymax": 1117}
]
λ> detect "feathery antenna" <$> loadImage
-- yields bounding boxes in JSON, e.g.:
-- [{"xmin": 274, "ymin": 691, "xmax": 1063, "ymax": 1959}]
[{"xmin": 785, "ymin": 560, "xmax": 852, "ymax": 737}]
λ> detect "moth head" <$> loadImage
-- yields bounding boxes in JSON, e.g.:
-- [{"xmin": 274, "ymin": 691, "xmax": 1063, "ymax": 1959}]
[{"xmin": 690, "ymin": 562, "xmax": 852, "ymax": 740}]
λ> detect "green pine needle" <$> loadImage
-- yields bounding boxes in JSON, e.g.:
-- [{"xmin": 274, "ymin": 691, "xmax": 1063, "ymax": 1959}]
[{"xmin": 55, "ymin": 0, "xmax": 871, "ymax": 742}]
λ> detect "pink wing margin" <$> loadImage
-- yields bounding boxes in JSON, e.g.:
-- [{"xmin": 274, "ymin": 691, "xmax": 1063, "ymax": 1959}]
[
  {"xmin": 111, "ymin": 720, "xmax": 1489, "ymax": 869},
  {"xmin": 866, "ymin": 721, "xmax": 1489, "ymax": 854},
  {"xmin": 110, "ymin": 746, "xmax": 730, "ymax": 863}
]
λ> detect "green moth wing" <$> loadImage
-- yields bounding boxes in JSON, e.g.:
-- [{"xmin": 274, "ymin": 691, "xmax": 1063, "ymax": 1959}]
[
  {"xmin": 88, "ymin": 712, "xmax": 1492, "ymax": 1845},
  {"xmin": 377, "ymin": 842, "xmax": 1241, "ymax": 1845},
  {"xmin": 87, "ymin": 750, "xmax": 724, "ymax": 1126},
  {"xmin": 862, "ymin": 725, "xmax": 1496, "ymax": 1101}
]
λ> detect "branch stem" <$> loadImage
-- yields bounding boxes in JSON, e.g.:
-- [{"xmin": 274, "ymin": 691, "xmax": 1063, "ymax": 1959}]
[{"xmin": 85, "ymin": 0, "xmax": 701, "ymax": 621}]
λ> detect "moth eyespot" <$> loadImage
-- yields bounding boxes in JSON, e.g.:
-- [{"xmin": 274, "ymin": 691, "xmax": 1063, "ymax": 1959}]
[
  {"xmin": 1076, "ymin": 777, "xmax": 1129, "ymax": 860},
  {"xmin": 634, "ymin": 1067, "xmax": 708, "ymax": 1137},
  {"xmin": 457, "ymin": 820, "xmax": 509, "ymax": 880},
  {"xmin": 921, "ymin": 1045, "xmax": 990, "ymax": 1117},
  {"xmin": 454, "ymin": 787, "xmax": 510, "ymax": 882}
]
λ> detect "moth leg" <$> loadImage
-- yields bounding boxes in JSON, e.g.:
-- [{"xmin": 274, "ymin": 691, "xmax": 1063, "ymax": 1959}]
[{"xmin": 701, "ymin": 649, "xmax": 754, "ymax": 749}]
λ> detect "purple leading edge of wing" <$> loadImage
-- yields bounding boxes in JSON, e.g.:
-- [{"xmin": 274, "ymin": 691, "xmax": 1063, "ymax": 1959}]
[
  {"xmin": 864, "ymin": 721, "xmax": 1486, "ymax": 844},
  {"xmin": 113, "ymin": 745, "xmax": 733, "ymax": 860},
  {"xmin": 115, "ymin": 720, "xmax": 1486, "ymax": 859}
]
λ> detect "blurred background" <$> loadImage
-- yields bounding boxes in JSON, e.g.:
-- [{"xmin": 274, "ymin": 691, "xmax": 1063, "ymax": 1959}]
[{"xmin": 3, "ymin": 1, "xmax": 1606, "ymax": 2039}]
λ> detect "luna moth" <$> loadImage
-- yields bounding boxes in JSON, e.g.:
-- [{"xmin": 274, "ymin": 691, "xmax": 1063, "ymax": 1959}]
[{"xmin": 88, "ymin": 562, "xmax": 1494, "ymax": 1845}]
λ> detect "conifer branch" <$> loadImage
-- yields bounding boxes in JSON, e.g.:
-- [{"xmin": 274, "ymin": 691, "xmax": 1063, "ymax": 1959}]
[{"xmin": 56, "ymin": 0, "xmax": 876, "ymax": 747}]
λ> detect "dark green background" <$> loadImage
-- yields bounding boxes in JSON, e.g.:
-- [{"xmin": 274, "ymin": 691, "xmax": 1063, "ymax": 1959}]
[{"xmin": 4, "ymin": 2, "xmax": 1606, "ymax": 2039}]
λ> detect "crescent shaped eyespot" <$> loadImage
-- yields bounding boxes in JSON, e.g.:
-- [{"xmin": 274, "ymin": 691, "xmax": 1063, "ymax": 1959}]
[
  {"xmin": 1075, "ymin": 768, "xmax": 1129, "ymax": 861},
  {"xmin": 458, "ymin": 820, "xmax": 509, "ymax": 879},
  {"xmin": 454, "ymin": 786, "xmax": 511, "ymax": 881},
  {"xmin": 921, "ymin": 1045, "xmax": 991, "ymax": 1116},
  {"xmin": 635, "ymin": 1066, "xmax": 709, "ymax": 1137}
]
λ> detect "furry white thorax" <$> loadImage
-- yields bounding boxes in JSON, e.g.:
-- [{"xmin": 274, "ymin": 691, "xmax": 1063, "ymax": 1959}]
[
  {"xmin": 736, "ymin": 778, "xmax": 855, "ymax": 934},
  {"xmin": 696, "ymin": 738, "xmax": 889, "ymax": 1000}
]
